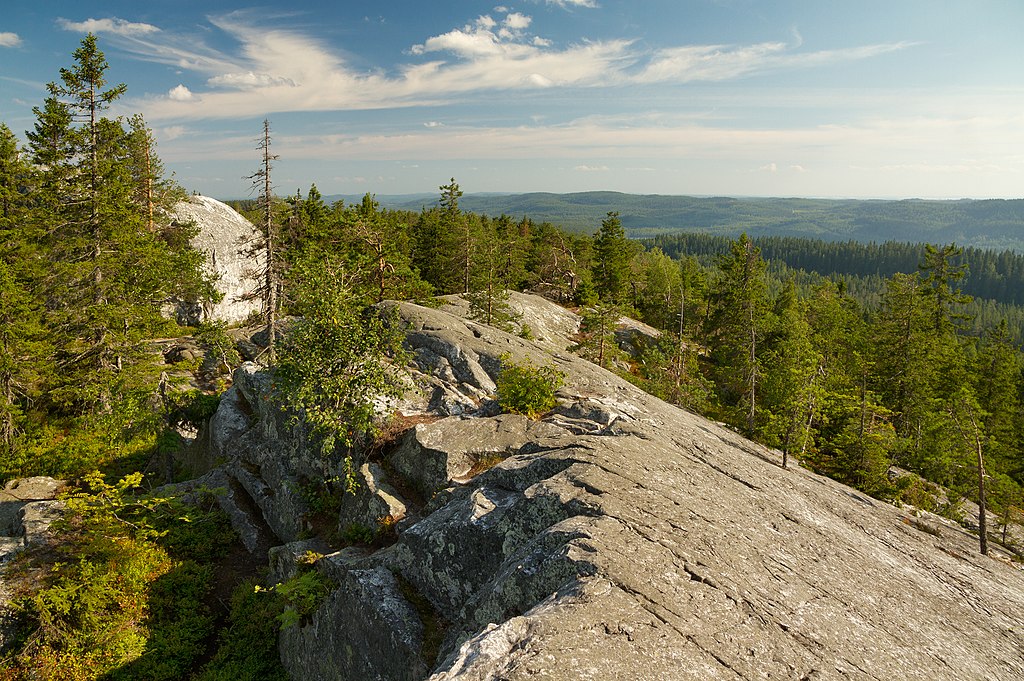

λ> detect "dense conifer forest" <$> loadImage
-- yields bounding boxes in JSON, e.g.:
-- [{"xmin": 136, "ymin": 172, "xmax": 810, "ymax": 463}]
[
  {"xmin": 361, "ymin": 191, "xmax": 1024, "ymax": 251},
  {"xmin": 2, "ymin": 35, "xmax": 1023, "ymax": 679}
]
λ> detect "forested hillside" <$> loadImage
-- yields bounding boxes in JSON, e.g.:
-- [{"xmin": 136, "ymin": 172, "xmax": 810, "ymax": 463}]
[
  {"xmin": 649, "ymin": 233, "xmax": 1024, "ymax": 343},
  {"xmin": 340, "ymin": 191, "xmax": 1024, "ymax": 251}
]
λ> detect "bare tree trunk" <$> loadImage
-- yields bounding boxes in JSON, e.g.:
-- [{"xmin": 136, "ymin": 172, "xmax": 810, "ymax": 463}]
[
  {"xmin": 949, "ymin": 400, "xmax": 988, "ymax": 555},
  {"xmin": 252, "ymin": 119, "xmax": 279, "ymax": 364},
  {"xmin": 977, "ymin": 434, "xmax": 988, "ymax": 556},
  {"xmin": 145, "ymin": 141, "xmax": 154, "ymax": 232}
]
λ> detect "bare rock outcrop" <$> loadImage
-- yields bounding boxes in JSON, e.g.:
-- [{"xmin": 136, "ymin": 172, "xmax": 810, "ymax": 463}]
[
  {"xmin": 0, "ymin": 477, "xmax": 64, "ymax": 655},
  {"xmin": 169, "ymin": 195, "xmax": 263, "ymax": 324},
  {"xmin": 192, "ymin": 294, "xmax": 1024, "ymax": 680}
]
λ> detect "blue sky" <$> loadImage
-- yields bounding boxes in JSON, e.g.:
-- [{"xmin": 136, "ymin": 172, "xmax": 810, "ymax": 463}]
[{"xmin": 2, "ymin": 1, "xmax": 1023, "ymax": 200}]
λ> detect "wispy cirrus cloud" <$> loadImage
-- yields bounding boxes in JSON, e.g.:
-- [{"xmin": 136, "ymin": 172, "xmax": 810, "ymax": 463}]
[
  {"xmin": 0, "ymin": 32, "xmax": 21, "ymax": 47},
  {"xmin": 57, "ymin": 17, "xmax": 159, "ymax": 36},
  {"xmin": 546, "ymin": 0, "xmax": 599, "ymax": 9},
  {"xmin": 65, "ymin": 11, "xmax": 913, "ymax": 123},
  {"xmin": 637, "ymin": 41, "xmax": 914, "ymax": 83}
]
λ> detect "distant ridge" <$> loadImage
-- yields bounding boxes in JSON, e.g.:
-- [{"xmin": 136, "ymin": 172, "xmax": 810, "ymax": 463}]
[{"xmin": 323, "ymin": 191, "xmax": 1024, "ymax": 251}]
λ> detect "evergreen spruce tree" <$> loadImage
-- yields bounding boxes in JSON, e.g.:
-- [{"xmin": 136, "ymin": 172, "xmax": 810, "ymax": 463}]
[
  {"xmin": 23, "ymin": 35, "xmax": 212, "ymax": 417},
  {"xmin": 592, "ymin": 211, "xmax": 634, "ymax": 305},
  {"xmin": 465, "ymin": 214, "xmax": 523, "ymax": 331},
  {"xmin": 760, "ymin": 283, "xmax": 823, "ymax": 468},
  {"xmin": 344, "ymin": 193, "xmax": 430, "ymax": 303},
  {"xmin": 708, "ymin": 234, "xmax": 769, "ymax": 434},
  {"xmin": 574, "ymin": 302, "xmax": 621, "ymax": 370},
  {"xmin": 975, "ymin": 321, "xmax": 1021, "ymax": 477}
]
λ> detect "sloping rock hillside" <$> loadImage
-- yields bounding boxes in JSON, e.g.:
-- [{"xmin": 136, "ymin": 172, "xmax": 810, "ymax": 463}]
[
  {"xmin": 169, "ymin": 195, "xmax": 263, "ymax": 324},
  {"xmin": 192, "ymin": 294, "xmax": 1024, "ymax": 680}
]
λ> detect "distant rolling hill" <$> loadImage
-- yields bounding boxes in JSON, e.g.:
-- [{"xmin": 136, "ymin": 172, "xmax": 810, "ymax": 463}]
[{"xmin": 324, "ymin": 192, "xmax": 1024, "ymax": 251}]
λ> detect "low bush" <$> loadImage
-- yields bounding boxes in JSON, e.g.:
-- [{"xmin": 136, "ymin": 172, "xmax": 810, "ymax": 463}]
[
  {"xmin": 495, "ymin": 353, "xmax": 564, "ymax": 419},
  {"xmin": 3, "ymin": 473, "xmax": 234, "ymax": 680}
]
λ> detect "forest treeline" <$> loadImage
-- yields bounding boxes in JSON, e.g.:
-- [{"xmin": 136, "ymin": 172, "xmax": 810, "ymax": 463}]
[
  {"xmin": 650, "ymin": 232, "xmax": 1024, "ymax": 344},
  {"xmin": 361, "ymin": 190, "xmax": 1024, "ymax": 251},
  {"xmin": 652, "ymin": 233, "xmax": 1024, "ymax": 305}
]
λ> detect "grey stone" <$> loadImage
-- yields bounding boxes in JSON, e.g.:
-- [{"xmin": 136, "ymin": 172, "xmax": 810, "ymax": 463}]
[
  {"xmin": 168, "ymin": 195, "xmax": 263, "ymax": 325},
  {"xmin": 437, "ymin": 291, "xmax": 583, "ymax": 352},
  {"xmin": 0, "ymin": 476, "xmax": 64, "ymax": 656},
  {"xmin": 268, "ymin": 539, "xmax": 332, "ymax": 585},
  {"xmin": 388, "ymin": 414, "xmax": 568, "ymax": 497},
  {"xmin": 337, "ymin": 463, "xmax": 408, "ymax": 535},
  {"xmin": 195, "ymin": 294, "xmax": 1024, "ymax": 680},
  {"xmin": 279, "ymin": 565, "xmax": 429, "ymax": 681},
  {"xmin": 0, "ymin": 477, "xmax": 64, "ymax": 551}
]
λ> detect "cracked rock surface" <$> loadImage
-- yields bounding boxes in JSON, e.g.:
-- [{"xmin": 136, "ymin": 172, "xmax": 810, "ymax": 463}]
[{"xmin": 197, "ymin": 295, "xmax": 1024, "ymax": 680}]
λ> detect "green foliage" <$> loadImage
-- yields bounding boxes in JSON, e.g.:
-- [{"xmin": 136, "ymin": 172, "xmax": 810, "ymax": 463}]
[
  {"xmin": 593, "ymin": 211, "xmax": 635, "ymax": 305},
  {"xmin": 196, "ymin": 579, "xmax": 287, "ymax": 681},
  {"xmin": 196, "ymin": 322, "xmax": 241, "ymax": 378},
  {"xmin": 5, "ymin": 473, "xmax": 233, "ymax": 680},
  {"xmin": 108, "ymin": 562, "xmax": 216, "ymax": 681},
  {"xmin": 165, "ymin": 389, "xmax": 222, "ymax": 432},
  {"xmin": 707, "ymin": 234, "xmax": 770, "ymax": 434},
  {"xmin": 572, "ymin": 302, "xmax": 622, "ymax": 370},
  {"xmin": 495, "ymin": 353, "xmax": 564, "ymax": 419},
  {"xmin": 298, "ymin": 477, "xmax": 343, "ymax": 516},
  {"xmin": 273, "ymin": 570, "xmax": 332, "ymax": 629},
  {"xmin": 341, "ymin": 522, "xmax": 377, "ymax": 545},
  {"xmin": 275, "ymin": 256, "xmax": 407, "ymax": 457},
  {"xmin": 1, "ymin": 402, "xmax": 161, "ymax": 485}
]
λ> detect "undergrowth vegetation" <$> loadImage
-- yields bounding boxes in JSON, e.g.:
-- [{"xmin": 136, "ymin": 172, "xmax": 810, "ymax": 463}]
[
  {"xmin": 495, "ymin": 353, "xmax": 565, "ymax": 419},
  {"xmin": 1, "ymin": 473, "xmax": 235, "ymax": 680}
]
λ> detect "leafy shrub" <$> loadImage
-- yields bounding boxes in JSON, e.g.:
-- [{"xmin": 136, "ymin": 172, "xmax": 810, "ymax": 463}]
[
  {"xmin": 165, "ymin": 390, "xmax": 222, "ymax": 430},
  {"xmin": 495, "ymin": 353, "xmax": 564, "ymax": 419},
  {"xmin": 341, "ymin": 522, "xmax": 376, "ymax": 545},
  {"xmin": 108, "ymin": 562, "xmax": 217, "ymax": 681},
  {"xmin": 4, "ymin": 473, "xmax": 234, "ymax": 680},
  {"xmin": 275, "ymin": 258, "xmax": 407, "ymax": 456},
  {"xmin": 273, "ymin": 570, "xmax": 332, "ymax": 629},
  {"xmin": 196, "ymin": 579, "xmax": 287, "ymax": 681}
]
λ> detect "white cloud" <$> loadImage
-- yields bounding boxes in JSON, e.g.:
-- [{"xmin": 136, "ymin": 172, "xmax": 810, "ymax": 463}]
[
  {"xmin": 760, "ymin": 163, "xmax": 779, "ymax": 172},
  {"xmin": 168, "ymin": 84, "xmax": 194, "ymax": 101},
  {"xmin": 505, "ymin": 12, "xmax": 532, "ymax": 30},
  {"xmin": 411, "ymin": 12, "xmax": 541, "ymax": 58},
  {"xmin": 547, "ymin": 0, "xmax": 599, "ymax": 8},
  {"xmin": 412, "ymin": 28, "xmax": 505, "ymax": 58},
  {"xmin": 207, "ymin": 72, "xmax": 297, "ymax": 89},
  {"xmin": 159, "ymin": 125, "xmax": 187, "ymax": 140},
  {"xmin": 424, "ymin": 121, "xmax": 444, "ymax": 128},
  {"xmin": 112, "ymin": 11, "xmax": 916, "ymax": 130},
  {"xmin": 637, "ymin": 41, "xmax": 913, "ymax": 84},
  {"xmin": 57, "ymin": 17, "xmax": 160, "ymax": 36},
  {"xmin": 575, "ymin": 164, "xmax": 609, "ymax": 171},
  {"xmin": 0, "ymin": 32, "xmax": 21, "ymax": 47}
]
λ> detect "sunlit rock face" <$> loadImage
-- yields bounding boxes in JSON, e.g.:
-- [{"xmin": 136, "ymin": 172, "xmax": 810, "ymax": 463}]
[
  {"xmin": 194, "ymin": 294, "xmax": 1024, "ymax": 681},
  {"xmin": 169, "ymin": 195, "xmax": 264, "ymax": 325}
]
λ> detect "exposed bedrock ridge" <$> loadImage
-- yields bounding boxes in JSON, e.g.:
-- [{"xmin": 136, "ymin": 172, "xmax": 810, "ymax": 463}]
[{"xmin": 188, "ymin": 294, "xmax": 1024, "ymax": 681}]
